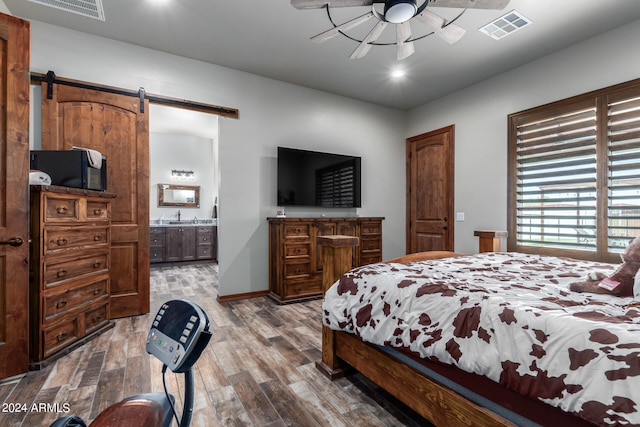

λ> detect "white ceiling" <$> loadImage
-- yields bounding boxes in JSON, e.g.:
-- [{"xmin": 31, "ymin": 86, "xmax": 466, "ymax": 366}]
[{"xmin": 4, "ymin": 0, "xmax": 640, "ymax": 111}]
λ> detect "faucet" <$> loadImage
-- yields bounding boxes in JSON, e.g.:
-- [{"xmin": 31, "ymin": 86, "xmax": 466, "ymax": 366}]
[
  {"xmin": 194, "ymin": 216, "xmax": 198, "ymax": 224},
  {"xmin": 177, "ymin": 209, "xmax": 181, "ymax": 221}
]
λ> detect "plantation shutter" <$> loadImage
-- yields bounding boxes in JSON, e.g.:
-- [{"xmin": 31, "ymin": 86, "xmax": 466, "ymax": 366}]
[
  {"xmin": 607, "ymin": 87, "xmax": 640, "ymax": 250},
  {"xmin": 513, "ymin": 99, "xmax": 598, "ymax": 251},
  {"xmin": 509, "ymin": 79, "xmax": 640, "ymax": 261}
]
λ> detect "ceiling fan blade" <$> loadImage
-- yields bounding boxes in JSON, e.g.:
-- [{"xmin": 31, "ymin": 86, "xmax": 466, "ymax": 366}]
[
  {"xmin": 311, "ymin": 12, "xmax": 375, "ymax": 43},
  {"xmin": 438, "ymin": 23, "xmax": 466, "ymax": 44},
  {"xmin": 416, "ymin": 9, "xmax": 466, "ymax": 44},
  {"xmin": 349, "ymin": 20, "xmax": 388, "ymax": 59},
  {"xmin": 396, "ymin": 22, "xmax": 414, "ymax": 60},
  {"xmin": 426, "ymin": 0, "xmax": 510, "ymax": 10},
  {"xmin": 291, "ymin": 0, "xmax": 374, "ymax": 9}
]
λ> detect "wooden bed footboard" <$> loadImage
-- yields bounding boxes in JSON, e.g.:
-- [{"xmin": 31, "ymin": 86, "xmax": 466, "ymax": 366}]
[{"xmin": 315, "ymin": 236, "xmax": 513, "ymax": 427}]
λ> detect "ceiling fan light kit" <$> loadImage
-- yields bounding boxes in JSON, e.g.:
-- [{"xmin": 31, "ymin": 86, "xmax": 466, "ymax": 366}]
[
  {"xmin": 291, "ymin": 0, "xmax": 512, "ymax": 59},
  {"xmin": 384, "ymin": 0, "xmax": 418, "ymax": 24}
]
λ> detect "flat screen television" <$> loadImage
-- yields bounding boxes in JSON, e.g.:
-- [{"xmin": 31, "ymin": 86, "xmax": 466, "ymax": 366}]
[{"xmin": 277, "ymin": 147, "xmax": 361, "ymax": 208}]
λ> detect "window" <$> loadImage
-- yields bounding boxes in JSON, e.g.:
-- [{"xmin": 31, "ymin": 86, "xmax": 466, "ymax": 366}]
[{"xmin": 508, "ymin": 79, "xmax": 640, "ymax": 262}]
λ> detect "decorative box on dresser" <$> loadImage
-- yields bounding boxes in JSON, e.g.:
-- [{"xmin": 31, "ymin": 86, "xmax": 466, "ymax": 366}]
[
  {"xmin": 268, "ymin": 217, "xmax": 383, "ymax": 303},
  {"xmin": 29, "ymin": 185, "xmax": 116, "ymax": 368}
]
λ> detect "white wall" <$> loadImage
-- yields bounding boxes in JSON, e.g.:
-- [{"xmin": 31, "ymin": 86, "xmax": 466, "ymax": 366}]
[
  {"xmin": 26, "ymin": 20, "xmax": 407, "ymax": 298},
  {"xmin": 407, "ymin": 19, "xmax": 640, "ymax": 255}
]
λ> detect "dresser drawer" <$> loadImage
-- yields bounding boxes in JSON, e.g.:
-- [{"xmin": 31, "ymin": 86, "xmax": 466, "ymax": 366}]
[
  {"xmin": 283, "ymin": 262, "xmax": 311, "ymax": 279},
  {"xmin": 44, "ymin": 226, "xmax": 109, "ymax": 254},
  {"xmin": 284, "ymin": 280, "xmax": 322, "ymax": 299},
  {"xmin": 85, "ymin": 303, "xmax": 109, "ymax": 335},
  {"xmin": 44, "ymin": 196, "xmax": 79, "ymax": 222},
  {"xmin": 86, "ymin": 200, "xmax": 110, "ymax": 221},
  {"xmin": 284, "ymin": 243, "xmax": 310, "ymax": 258},
  {"xmin": 43, "ymin": 278, "xmax": 109, "ymax": 323},
  {"xmin": 361, "ymin": 238, "xmax": 381, "ymax": 252},
  {"xmin": 43, "ymin": 317, "xmax": 79, "ymax": 358},
  {"xmin": 361, "ymin": 254, "xmax": 382, "ymax": 266},
  {"xmin": 284, "ymin": 224, "xmax": 311, "ymax": 239},
  {"xmin": 361, "ymin": 221, "xmax": 382, "ymax": 235},
  {"xmin": 43, "ymin": 252, "xmax": 109, "ymax": 289}
]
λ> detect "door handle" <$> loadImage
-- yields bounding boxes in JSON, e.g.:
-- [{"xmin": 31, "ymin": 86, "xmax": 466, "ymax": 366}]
[
  {"xmin": 443, "ymin": 226, "xmax": 449, "ymax": 231},
  {"xmin": 0, "ymin": 237, "xmax": 24, "ymax": 247}
]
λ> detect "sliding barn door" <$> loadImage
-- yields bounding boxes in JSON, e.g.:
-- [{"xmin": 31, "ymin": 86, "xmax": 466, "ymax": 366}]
[
  {"xmin": 406, "ymin": 126, "xmax": 455, "ymax": 253},
  {"xmin": 0, "ymin": 13, "xmax": 30, "ymax": 380},
  {"xmin": 41, "ymin": 81, "xmax": 150, "ymax": 318}
]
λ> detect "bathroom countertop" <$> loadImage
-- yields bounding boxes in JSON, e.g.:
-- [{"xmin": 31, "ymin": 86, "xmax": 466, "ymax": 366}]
[{"xmin": 150, "ymin": 219, "xmax": 217, "ymax": 227}]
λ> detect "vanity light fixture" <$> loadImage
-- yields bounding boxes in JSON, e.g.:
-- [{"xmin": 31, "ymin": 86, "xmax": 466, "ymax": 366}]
[{"xmin": 171, "ymin": 169, "xmax": 195, "ymax": 181}]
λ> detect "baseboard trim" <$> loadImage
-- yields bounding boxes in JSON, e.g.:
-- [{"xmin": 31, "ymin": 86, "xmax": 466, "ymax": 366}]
[{"xmin": 217, "ymin": 290, "xmax": 269, "ymax": 303}]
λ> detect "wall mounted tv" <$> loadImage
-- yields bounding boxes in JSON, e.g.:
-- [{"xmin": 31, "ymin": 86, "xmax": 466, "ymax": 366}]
[{"xmin": 277, "ymin": 147, "xmax": 361, "ymax": 208}]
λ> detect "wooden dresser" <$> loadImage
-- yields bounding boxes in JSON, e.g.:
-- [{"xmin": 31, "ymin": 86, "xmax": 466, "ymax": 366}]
[
  {"xmin": 29, "ymin": 185, "xmax": 116, "ymax": 368},
  {"xmin": 268, "ymin": 217, "xmax": 383, "ymax": 303}
]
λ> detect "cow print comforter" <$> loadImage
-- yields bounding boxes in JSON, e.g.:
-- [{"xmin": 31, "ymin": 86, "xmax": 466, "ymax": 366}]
[{"xmin": 322, "ymin": 252, "xmax": 640, "ymax": 426}]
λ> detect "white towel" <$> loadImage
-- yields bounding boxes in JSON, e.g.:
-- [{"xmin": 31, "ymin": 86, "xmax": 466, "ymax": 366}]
[{"xmin": 72, "ymin": 146, "xmax": 103, "ymax": 169}]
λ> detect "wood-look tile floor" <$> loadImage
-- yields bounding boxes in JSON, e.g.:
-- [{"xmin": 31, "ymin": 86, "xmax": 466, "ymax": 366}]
[{"xmin": 0, "ymin": 263, "xmax": 430, "ymax": 427}]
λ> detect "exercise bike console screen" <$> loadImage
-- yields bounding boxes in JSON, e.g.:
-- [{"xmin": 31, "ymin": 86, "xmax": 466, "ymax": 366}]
[{"xmin": 146, "ymin": 299, "xmax": 212, "ymax": 373}]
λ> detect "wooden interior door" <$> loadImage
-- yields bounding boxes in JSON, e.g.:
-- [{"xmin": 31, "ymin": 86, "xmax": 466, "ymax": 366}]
[
  {"xmin": 0, "ymin": 13, "xmax": 30, "ymax": 380},
  {"xmin": 406, "ymin": 126, "xmax": 455, "ymax": 254},
  {"xmin": 41, "ymin": 81, "xmax": 150, "ymax": 318}
]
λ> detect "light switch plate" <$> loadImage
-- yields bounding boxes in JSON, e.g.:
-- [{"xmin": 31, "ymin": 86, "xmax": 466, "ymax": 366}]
[{"xmin": 456, "ymin": 212, "xmax": 465, "ymax": 222}]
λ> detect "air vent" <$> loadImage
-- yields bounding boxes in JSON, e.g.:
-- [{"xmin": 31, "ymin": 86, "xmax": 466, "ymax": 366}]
[
  {"xmin": 27, "ymin": 0, "xmax": 105, "ymax": 21},
  {"xmin": 479, "ymin": 10, "xmax": 531, "ymax": 40}
]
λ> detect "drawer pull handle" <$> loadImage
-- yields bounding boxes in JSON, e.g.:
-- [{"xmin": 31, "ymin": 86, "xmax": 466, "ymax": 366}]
[
  {"xmin": 56, "ymin": 299, "xmax": 67, "ymax": 309},
  {"xmin": 93, "ymin": 261, "xmax": 102, "ymax": 268},
  {"xmin": 57, "ymin": 238, "xmax": 68, "ymax": 246},
  {"xmin": 203, "ymin": 238, "xmax": 207, "ymax": 241},
  {"xmin": 94, "ymin": 208, "xmax": 103, "ymax": 215},
  {"xmin": 93, "ymin": 235, "xmax": 102, "ymax": 241},
  {"xmin": 56, "ymin": 206, "xmax": 68, "ymax": 214},
  {"xmin": 57, "ymin": 270, "xmax": 67, "ymax": 278},
  {"xmin": 93, "ymin": 288, "xmax": 102, "ymax": 295},
  {"xmin": 56, "ymin": 332, "xmax": 68, "ymax": 341}
]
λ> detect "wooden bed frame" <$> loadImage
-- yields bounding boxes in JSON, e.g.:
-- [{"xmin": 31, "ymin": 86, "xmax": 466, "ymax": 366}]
[{"xmin": 315, "ymin": 236, "xmax": 593, "ymax": 427}]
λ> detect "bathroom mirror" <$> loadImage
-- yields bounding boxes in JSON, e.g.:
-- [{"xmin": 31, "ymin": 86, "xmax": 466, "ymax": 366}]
[{"xmin": 158, "ymin": 184, "xmax": 200, "ymax": 208}]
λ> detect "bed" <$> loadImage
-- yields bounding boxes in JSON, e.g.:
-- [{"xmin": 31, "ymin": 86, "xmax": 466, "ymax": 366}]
[{"xmin": 316, "ymin": 236, "xmax": 640, "ymax": 427}]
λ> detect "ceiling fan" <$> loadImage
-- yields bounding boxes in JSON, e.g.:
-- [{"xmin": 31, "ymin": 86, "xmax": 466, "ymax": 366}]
[{"xmin": 291, "ymin": 0, "xmax": 511, "ymax": 60}]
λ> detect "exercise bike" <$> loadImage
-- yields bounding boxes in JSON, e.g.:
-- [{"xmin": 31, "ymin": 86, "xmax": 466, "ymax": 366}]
[{"xmin": 51, "ymin": 299, "xmax": 212, "ymax": 427}]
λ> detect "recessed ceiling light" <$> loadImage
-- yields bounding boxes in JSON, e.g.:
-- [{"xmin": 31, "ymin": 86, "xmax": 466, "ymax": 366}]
[{"xmin": 391, "ymin": 69, "xmax": 406, "ymax": 79}]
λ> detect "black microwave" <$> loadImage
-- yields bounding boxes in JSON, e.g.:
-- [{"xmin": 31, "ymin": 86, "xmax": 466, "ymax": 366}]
[{"xmin": 30, "ymin": 150, "xmax": 107, "ymax": 191}]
